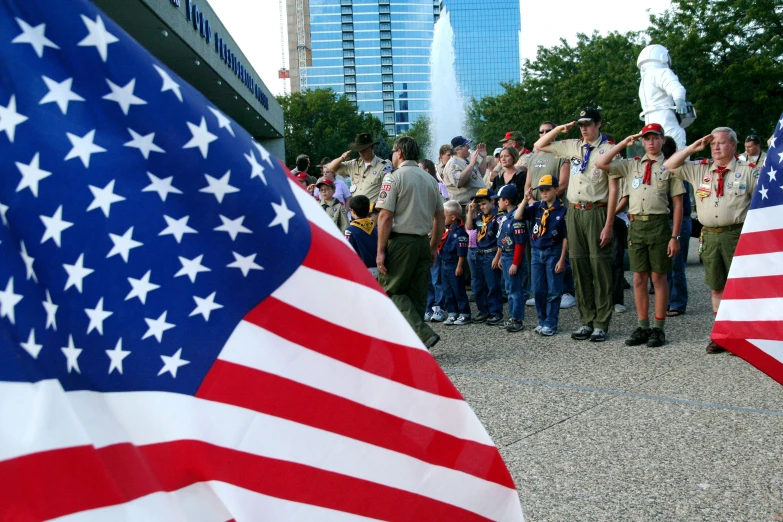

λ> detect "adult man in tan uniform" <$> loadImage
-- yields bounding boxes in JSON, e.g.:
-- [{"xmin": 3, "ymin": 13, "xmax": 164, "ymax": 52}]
[
  {"xmin": 664, "ymin": 127, "xmax": 760, "ymax": 353},
  {"xmin": 443, "ymin": 135, "xmax": 487, "ymax": 207},
  {"xmin": 375, "ymin": 137, "xmax": 445, "ymax": 349},
  {"xmin": 535, "ymin": 107, "xmax": 619, "ymax": 342},
  {"xmin": 740, "ymin": 134, "xmax": 767, "ymax": 168},
  {"xmin": 327, "ymin": 133, "xmax": 392, "ymax": 201}
]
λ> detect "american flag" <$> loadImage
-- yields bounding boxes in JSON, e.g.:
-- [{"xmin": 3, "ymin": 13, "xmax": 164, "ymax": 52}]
[
  {"xmin": 712, "ymin": 111, "xmax": 783, "ymax": 386},
  {"xmin": 0, "ymin": 0, "xmax": 524, "ymax": 520}
]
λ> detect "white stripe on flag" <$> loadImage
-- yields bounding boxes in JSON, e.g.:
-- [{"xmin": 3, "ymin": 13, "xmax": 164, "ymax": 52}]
[
  {"xmin": 740, "ymin": 205, "xmax": 783, "ymax": 234},
  {"xmin": 272, "ymin": 265, "xmax": 424, "ymax": 349},
  {"xmin": 0, "ymin": 381, "xmax": 519, "ymax": 521},
  {"xmin": 220, "ymin": 320, "xmax": 494, "ymax": 445},
  {"xmin": 289, "ymin": 178, "xmax": 348, "ymax": 243},
  {"xmin": 727, "ymin": 252, "xmax": 783, "ymax": 279},
  {"xmin": 748, "ymin": 339, "xmax": 783, "ymax": 365},
  {"xmin": 51, "ymin": 481, "xmax": 381, "ymax": 522},
  {"xmin": 716, "ymin": 298, "xmax": 783, "ymax": 322}
]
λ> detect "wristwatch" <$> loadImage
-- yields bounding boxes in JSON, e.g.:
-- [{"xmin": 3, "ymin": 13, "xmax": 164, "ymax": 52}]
[{"xmin": 671, "ymin": 235, "xmax": 681, "ymax": 240}]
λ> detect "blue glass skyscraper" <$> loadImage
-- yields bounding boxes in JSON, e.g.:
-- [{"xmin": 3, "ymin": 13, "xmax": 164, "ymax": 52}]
[{"xmin": 441, "ymin": 0, "xmax": 521, "ymax": 101}]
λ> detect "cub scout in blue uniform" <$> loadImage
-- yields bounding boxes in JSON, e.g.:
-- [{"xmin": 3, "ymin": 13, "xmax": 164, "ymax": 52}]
[
  {"xmin": 438, "ymin": 200, "xmax": 471, "ymax": 325},
  {"xmin": 316, "ymin": 178, "xmax": 349, "ymax": 233},
  {"xmin": 516, "ymin": 175, "xmax": 568, "ymax": 336},
  {"xmin": 465, "ymin": 188, "xmax": 503, "ymax": 324},
  {"xmin": 344, "ymin": 195, "xmax": 379, "ymax": 277},
  {"xmin": 597, "ymin": 123, "xmax": 685, "ymax": 349},
  {"xmin": 492, "ymin": 185, "xmax": 527, "ymax": 332}
]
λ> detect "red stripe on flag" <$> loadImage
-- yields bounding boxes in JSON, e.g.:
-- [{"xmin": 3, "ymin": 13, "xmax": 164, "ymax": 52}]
[
  {"xmin": 712, "ymin": 320, "xmax": 783, "ymax": 342},
  {"xmin": 722, "ymin": 276, "xmax": 783, "ymax": 299},
  {"xmin": 0, "ymin": 441, "xmax": 492, "ymax": 522},
  {"xmin": 244, "ymin": 298, "xmax": 463, "ymax": 400},
  {"xmin": 197, "ymin": 359, "xmax": 515, "ymax": 489},
  {"xmin": 303, "ymin": 222, "xmax": 384, "ymax": 293},
  {"xmin": 709, "ymin": 338, "xmax": 783, "ymax": 386},
  {"xmin": 733, "ymin": 228, "xmax": 783, "ymax": 256}
]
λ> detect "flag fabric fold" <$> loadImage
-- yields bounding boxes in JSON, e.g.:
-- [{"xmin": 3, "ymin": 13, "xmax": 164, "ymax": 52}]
[{"xmin": 0, "ymin": 0, "xmax": 524, "ymax": 519}]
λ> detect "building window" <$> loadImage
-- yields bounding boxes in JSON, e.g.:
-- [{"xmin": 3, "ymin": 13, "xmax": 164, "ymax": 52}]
[
  {"xmin": 384, "ymin": 101, "xmax": 394, "ymax": 111},
  {"xmin": 379, "ymin": 0, "xmax": 389, "ymax": 5},
  {"xmin": 342, "ymin": 14, "xmax": 352, "ymax": 22},
  {"xmin": 384, "ymin": 113, "xmax": 394, "ymax": 124},
  {"xmin": 340, "ymin": 0, "xmax": 352, "ymax": 5},
  {"xmin": 382, "ymin": 74, "xmax": 393, "ymax": 83},
  {"xmin": 380, "ymin": 31, "xmax": 392, "ymax": 40},
  {"xmin": 382, "ymin": 91, "xmax": 394, "ymax": 100},
  {"xmin": 381, "ymin": 66, "xmax": 393, "ymax": 74},
  {"xmin": 345, "ymin": 75, "xmax": 356, "ymax": 84},
  {"xmin": 341, "ymin": 6, "xmax": 352, "ymax": 14},
  {"xmin": 382, "ymin": 83, "xmax": 393, "ymax": 92},
  {"xmin": 381, "ymin": 40, "xmax": 391, "ymax": 49},
  {"xmin": 379, "ymin": 13, "xmax": 390, "ymax": 21},
  {"xmin": 345, "ymin": 84, "xmax": 357, "ymax": 93},
  {"xmin": 342, "ymin": 23, "xmax": 354, "ymax": 31},
  {"xmin": 342, "ymin": 32, "xmax": 353, "ymax": 41},
  {"xmin": 344, "ymin": 58, "xmax": 355, "ymax": 66},
  {"xmin": 385, "ymin": 124, "xmax": 395, "ymax": 135},
  {"xmin": 342, "ymin": 41, "xmax": 354, "ymax": 49},
  {"xmin": 433, "ymin": 7, "xmax": 439, "ymax": 14},
  {"xmin": 379, "ymin": 4, "xmax": 390, "ymax": 13},
  {"xmin": 381, "ymin": 57, "xmax": 392, "ymax": 65},
  {"xmin": 346, "ymin": 93, "xmax": 357, "ymax": 102},
  {"xmin": 380, "ymin": 22, "xmax": 391, "ymax": 31},
  {"xmin": 380, "ymin": 48, "xmax": 392, "ymax": 57},
  {"xmin": 344, "ymin": 67, "xmax": 356, "ymax": 75},
  {"xmin": 343, "ymin": 49, "xmax": 355, "ymax": 58}
]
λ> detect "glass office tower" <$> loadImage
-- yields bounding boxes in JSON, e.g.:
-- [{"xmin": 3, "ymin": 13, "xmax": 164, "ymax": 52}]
[
  {"xmin": 305, "ymin": 0, "xmax": 435, "ymax": 135},
  {"xmin": 442, "ymin": 0, "xmax": 521, "ymax": 101}
]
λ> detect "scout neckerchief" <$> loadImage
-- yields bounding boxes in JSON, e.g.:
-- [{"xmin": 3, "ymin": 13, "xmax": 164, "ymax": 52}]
[
  {"xmin": 476, "ymin": 213, "xmax": 494, "ymax": 243},
  {"xmin": 537, "ymin": 201, "xmax": 557, "ymax": 238},
  {"xmin": 350, "ymin": 217, "xmax": 375, "ymax": 235},
  {"xmin": 438, "ymin": 219, "xmax": 462, "ymax": 253},
  {"xmin": 579, "ymin": 136, "xmax": 608, "ymax": 173},
  {"xmin": 748, "ymin": 154, "xmax": 761, "ymax": 168},
  {"xmin": 643, "ymin": 159, "xmax": 656, "ymax": 185},
  {"xmin": 714, "ymin": 165, "xmax": 729, "ymax": 197}
]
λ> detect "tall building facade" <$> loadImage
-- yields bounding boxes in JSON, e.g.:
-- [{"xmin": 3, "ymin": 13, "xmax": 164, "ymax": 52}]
[
  {"xmin": 289, "ymin": 0, "xmax": 435, "ymax": 135},
  {"xmin": 441, "ymin": 0, "xmax": 521, "ymax": 101}
]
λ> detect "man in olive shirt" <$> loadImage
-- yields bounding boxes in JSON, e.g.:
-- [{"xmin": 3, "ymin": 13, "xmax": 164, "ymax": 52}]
[
  {"xmin": 535, "ymin": 107, "xmax": 619, "ymax": 342},
  {"xmin": 327, "ymin": 133, "xmax": 393, "ymax": 201},
  {"xmin": 375, "ymin": 137, "xmax": 445, "ymax": 349},
  {"xmin": 597, "ymin": 123, "xmax": 685, "ymax": 348},
  {"xmin": 443, "ymin": 136, "xmax": 487, "ymax": 207},
  {"xmin": 664, "ymin": 127, "xmax": 760, "ymax": 353}
]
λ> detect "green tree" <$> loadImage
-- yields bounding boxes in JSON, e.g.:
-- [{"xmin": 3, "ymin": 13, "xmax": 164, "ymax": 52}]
[
  {"xmin": 277, "ymin": 89, "xmax": 386, "ymax": 174},
  {"xmin": 396, "ymin": 116, "xmax": 432, "ymax": 159}
]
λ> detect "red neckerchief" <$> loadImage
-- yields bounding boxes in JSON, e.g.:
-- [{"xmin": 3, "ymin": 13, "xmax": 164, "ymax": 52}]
[
  {"xmin": 643, "ymin": 159, "xmax": 655, "ymax": 185},
  {"xmin": 715, "ymin": 165, "xmax": 729, "ymax": 197}
]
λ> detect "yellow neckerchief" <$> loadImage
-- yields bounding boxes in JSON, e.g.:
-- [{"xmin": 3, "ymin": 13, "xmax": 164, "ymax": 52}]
[
  {"xmin": 350, "ymin": 217, "xmax": 375, "ymax": 235},
  {"xmin": 476, "ymin": 212, "xmax": 494, "ymax": 243},
  {"xmin": 538, "ymin": 201, "xmax": 557, "ymax": 238}
]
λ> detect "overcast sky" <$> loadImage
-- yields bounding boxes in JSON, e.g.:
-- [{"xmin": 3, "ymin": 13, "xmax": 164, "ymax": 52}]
[{"xmin": 209, "ymin": 0, "xmax": 672, "ymax": 98}]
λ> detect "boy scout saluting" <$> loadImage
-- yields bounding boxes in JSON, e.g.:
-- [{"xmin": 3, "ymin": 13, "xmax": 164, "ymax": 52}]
[
  {"xmin": 596, "ymin": 123, "xmax": 685, "ymax": 348},
  {"xmin": 326, "ymin": 133, "xmax": 392, "ymax": 201},
  {"xmin": 535, "ymin": 107, "xmax": 619, "ymax": 342},
  {"xmin": 664, "ymin": 127, "xmax": 760, "ymax": 354}
]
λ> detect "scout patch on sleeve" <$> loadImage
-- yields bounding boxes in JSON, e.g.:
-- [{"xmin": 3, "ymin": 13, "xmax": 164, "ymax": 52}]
[
  {"xmin": 382, "ymin": 164, "xmax": 393, "ymax": 173},
  {"xmin": 378, "ymin": 191, "xmax": 388, "ymax": 200},
  {"xmin": 381, "ymin": 183, "xmax": 392, "ymax": 192},
  {"xmin": 383, "ymin": 177, "xmax": 394, "ymax": 184}
]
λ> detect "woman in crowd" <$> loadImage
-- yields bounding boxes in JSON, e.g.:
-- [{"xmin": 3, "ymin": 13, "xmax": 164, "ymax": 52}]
[{"xmin": 491, "ymin": 146, "xmax": 526, "ymax": 193}]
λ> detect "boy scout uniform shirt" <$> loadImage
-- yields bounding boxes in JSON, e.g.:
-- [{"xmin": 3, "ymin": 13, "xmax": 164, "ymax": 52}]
[
  {"xmin": 496, "ymin": 208, "xmax": 526, "ymax": 251},
  {"xmin": 668, "ymin": 158, "xmax": 759, "ymax": 228},
  {"xmin": 608, "ymin": 153, "xmax": 685, "ymax": 215},
  {"xmin": 321, "ymin": 198, "xmax": 349, "ymax": 232},
  {"xmin": 335, "ymin": 155, "xmax": 392, "ymax": 200},
  {"xmin": 439, "ymin": 221, "xmax": 469, "ymax": 263},
  {"xmin": 472, "ymin": 208, "xmax": 499, "ymax": 249},
  {"xmin": 443, "ymin": 156, "xmax": 487, "ymax": 205},
  {"xmin": 374, "ymin": 160, "xmax": 444, "ymax": 236},
  {"xmin": 550, "ymin": 137, "xmax": 614, "ymax": 204},
  {"xmin": 522, "ymin": 199, "xmax": 568, "ymax": 249},
  {"xmin": 527, "ymin": 151, "xmax": 567, "ymax": 202}
]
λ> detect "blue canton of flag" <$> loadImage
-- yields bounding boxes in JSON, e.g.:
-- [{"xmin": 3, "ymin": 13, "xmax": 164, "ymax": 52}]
[
  {"xmin": 0, "ymin": 0, "xmax": 309, "ymax": 394},
  {"xmin": 750, "ymin": 115, "xmax": 783, "ymax": 211}
]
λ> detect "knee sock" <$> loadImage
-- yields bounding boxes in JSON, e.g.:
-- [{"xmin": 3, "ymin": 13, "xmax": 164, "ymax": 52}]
[
  {"xmin": 638, "ymin": 319, "xmax": 650, "ymax": 328},
  {"xmin": 654, "ymin": 317, "xmax": 665, "ymax": 329}
]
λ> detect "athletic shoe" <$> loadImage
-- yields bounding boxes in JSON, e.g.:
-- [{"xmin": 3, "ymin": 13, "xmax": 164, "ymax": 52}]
[
  {"xmin": 646, "ymin": 327, "xmax": 666, "ymax": 347},
  {"xmin": 625, "ymin": 327, "xmax": 651, "ymax": 346},
  {"xmin": 473, "ymin": 313, "xmax": 488, "ymax": 323},
  {"xmin": 590, "ymin": 328, "xmax": 607, "ymax": 342},
  {"xmin": 571, "ymin": 325, "xmax": 594, "ymax": 340},
  {"xmin": 506, "ymin": 319, "xmax": 524, "ymax": 332},
  {"xmin": 486, "ymin": 315, "xmax": 504, "ymax": 325},
  {"xmin": 534, "ymin": 325, "xmax": 543, "ymax": 334},
  {"xmin": 443, "ymin": 316, "xmax": 456, "ymax": 325},
  {"xmin": 424, "ymin": 310, "xmax": 433, "ymax": 322},
  {"xmin": 614, "ymin": 304, "xmax": 627, "ymax": 313},
  {"xmin": 560, "ymin": 293, "xmax": 576, "ymax": 309},
  {"xmin": 525, "ymin": 298, "xmax": 535, "ymax": 306},
  {"xmin": 454, "ymin": 315, "xmax": 471, "ymax": 326},
  {"xmin": 539, "ymin": 326, "xmax": 556, "ymax": 336},
  {"xmin": 431, "ymin": 308, "xmax": 446, "ymax": 322}
]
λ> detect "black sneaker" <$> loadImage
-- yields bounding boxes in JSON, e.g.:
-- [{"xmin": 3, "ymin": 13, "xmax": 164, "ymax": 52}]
[
  {"xmin": 486, "ymin": 315, "xmax": 503, "ymax": 325},
  {"xmin": 625, "ymin": 327, "xmax": 651, "ymax": 346},
  {"xmin": 571, "ymin": 325, "xmax": 593, "ymax": 340},
  {"xmin": 646, "ymin": 327, "xmax": 665, "ymax": 347},
  {"xmin": 506, "ymin": 319, "xmax": 524, "ymax": 332},
  {"xmin": 473, "ymin": 313, "xmax": 488, "ymax": 323}
]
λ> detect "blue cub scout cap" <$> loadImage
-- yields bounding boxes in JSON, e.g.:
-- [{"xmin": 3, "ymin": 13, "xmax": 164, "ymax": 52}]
[
  {"xmin": 497, "ymin": 184, "xmax": 518, "ymax": 201},
  {"xmin": 451, "ymin": 135, "xmax": 472, "ymax": 149}
]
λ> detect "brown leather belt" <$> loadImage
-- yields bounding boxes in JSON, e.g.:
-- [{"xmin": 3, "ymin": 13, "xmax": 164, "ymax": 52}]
[
  {"xmin": 703, "ymin": 223, "xmax": 744, "ymax": 233},
  {"xmin": 570, "ymin": 202, "xmax": 607, "ymax": 210},
  {"xmin": 628, "ymin": 214, "xmax": 667, "ymax": 222}
]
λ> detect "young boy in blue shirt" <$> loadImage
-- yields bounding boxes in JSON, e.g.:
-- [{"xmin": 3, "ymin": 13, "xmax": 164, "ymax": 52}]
[
  {"xmin": 344, "ymin": 195, "xmax": 379, "ymax": 277},
  {"xmin": 466, "ymin": 188, "xmax": 503, "ymax": 324},
  {"xmin": 516, "ymin": 175, "xmax": 568, "ymax": 335},
  {"xmin": 439, "ymin": 200, "xmax": 471, "ymax": 325},
  {"xmin": 493, "ymin": 185, "xmax": 527, "ymax": 332}
]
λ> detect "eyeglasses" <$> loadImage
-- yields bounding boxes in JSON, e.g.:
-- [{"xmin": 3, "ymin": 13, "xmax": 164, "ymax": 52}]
[{"xmin": 746, "ymin": 135, "xmax": 760, "ymax": 142}]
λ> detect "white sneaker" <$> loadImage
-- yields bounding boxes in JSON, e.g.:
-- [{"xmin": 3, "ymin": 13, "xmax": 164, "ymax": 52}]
[
  {"xmin": 614, "ymin": 304, "xmax": 627, "ymax": 313},
  {"xmin": 534, "ymin": 325, "xmax": 543, "ymax": 334},
  {"xmin": 431, "ymin": 308, "xmax": 446, "ymax": 322},
  {"xmin": 443, "ymin": 316, "xmax": 456, "ymax": 325},
  {"xmin": 525, "ymin": 297, "xmax": 535, "ymax": 306},
  {"xmin": 424, "ymin": 310, "xmax": 433, "ymax": 322},
  {"xmin": 540, "ymin": 326, "xmax": 556, "ymax": 336},
  {"xmin": 454, "ymin": 315, "xmax": 471, "ymax": 325},
  {"xmin": 560, "ymin": 293, "xmax": 576, "ymax": 309}
]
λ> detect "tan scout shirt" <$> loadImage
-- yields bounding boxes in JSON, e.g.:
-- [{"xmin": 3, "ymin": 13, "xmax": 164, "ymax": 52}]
[
  {"xmin": 443, "ymin": 156, "xmax": 486, "ymax": 205},
  {"xmin": 321, "ymin": 198, "xmax": 349, "ymax": 233},
  {"xmin": 375, "ymin": 160, "xmax": 444, "ymax": 236},
  {"xmin": 668, "ymin": 158, "xmax": 759, "ymax": 227},
  {"xmin": 335, "ymin": 155, "xmax": 392, "ymax": 200},
  {"xmin": 550, "ymin": 137, "xmax": 615, "ymax": 204},
  {"xmin": 740, "ymin": 151, "xmax": 767, "ymax": 169},
  {"xmin": 608, "ymin": 153, "xmax": 685, "ymax": 215},
  {"xmin": 527, "ymin": 151, "xmax": 567, "ymax": 202}
]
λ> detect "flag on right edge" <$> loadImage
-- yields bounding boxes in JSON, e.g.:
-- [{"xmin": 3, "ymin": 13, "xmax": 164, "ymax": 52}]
[{"xmin": 712, "ymin": 111, "xmax": 783, "ymax": 385}]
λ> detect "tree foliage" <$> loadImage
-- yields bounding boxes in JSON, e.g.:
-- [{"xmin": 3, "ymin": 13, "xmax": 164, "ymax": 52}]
[
  {"xmin": 277, "ymin": 89, "xmax": 386, "ymax": 174},
  {"xmin": 396, "ymin": 116, "xmax": 432, "ymax": 159}
]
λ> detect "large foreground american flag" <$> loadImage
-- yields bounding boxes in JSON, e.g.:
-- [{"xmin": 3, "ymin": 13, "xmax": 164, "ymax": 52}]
[
  {"xmin": 0, "ymin": 0, "xmax": 524, "ymax": 519},
  {"xmin": 712, "ymin": 111, "xmax": 783, "ymax": 386}
]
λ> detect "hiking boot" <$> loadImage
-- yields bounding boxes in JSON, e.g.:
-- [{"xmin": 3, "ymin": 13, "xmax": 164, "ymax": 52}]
[
  {"xmin": 506, "ymin": 319, "xmax": 524, "ymax": 332},
  {"xmin": 646, "ymin": 327, "xmax": 665, "ymax": 347},
  {"xmin": 571, "ymin": 325, "xmax": 593, "ymax": 340},
  {"xmin": 486, "ymin": 315, "xmax": 504, "ymax": 326},
  {"xmin": 625, "ymin": 327, "xmax": 651, "ymax": 346},
  {"xmin": 589, "ymin": 328, "xmax": 607, "ymax": 342}
]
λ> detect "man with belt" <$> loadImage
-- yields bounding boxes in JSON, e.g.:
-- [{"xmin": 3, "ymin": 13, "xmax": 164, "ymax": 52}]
[
  {"xmin": 375, "ymin": 137, "xmax": 445, "ymax": 349},
  {"xmin": 535, "ymin": 107, "xmax": 619, "ymax": 342},
  {"xmin": 664, "ymin": 127, "xmax": 760, "ymax": 353},
  {"xmin": 327, "ymin": 133, "xmax": 392, "ymax": 201},
  {"xmin": 443, "ymin": 135, "xmax": 487, "ymax": 207},
  {"xmin": 597, "ymin": 123, "xmax": 685, "ymax": 347}
]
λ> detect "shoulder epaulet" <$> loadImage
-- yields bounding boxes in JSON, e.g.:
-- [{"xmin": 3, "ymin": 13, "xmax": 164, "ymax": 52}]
[
  {"xmin": 696, "ymin": 158, "xmax": 713, "ymax": 165},
  {"xmin": 607, "ymin": 141, "xmax": 615, "ymax": 145}
]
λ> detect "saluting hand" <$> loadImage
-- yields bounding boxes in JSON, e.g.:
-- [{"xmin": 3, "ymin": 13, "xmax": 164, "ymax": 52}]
[
  {"xmin": 624, "ymin": 133, "xmax": 643, "ymax": 147},
  {"xmin": 560, "ymin": 122, "xmax": 576, "ymax": 133},
  {"xmin": 691, "ymin": 135, "xmax": 713, "ymax": 152},
  {"xmin": 341, "ymin": 150, "xmax": 352, "ymax": 161}
]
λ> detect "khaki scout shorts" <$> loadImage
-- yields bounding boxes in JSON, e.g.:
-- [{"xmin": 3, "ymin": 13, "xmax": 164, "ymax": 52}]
[
  {"xmin": 702, "ymin": 228, "xmax": 742, "ymax": 291},
  {"xmin": 628, "ymin": 215, "xmax": 672, "ymax": 274}
]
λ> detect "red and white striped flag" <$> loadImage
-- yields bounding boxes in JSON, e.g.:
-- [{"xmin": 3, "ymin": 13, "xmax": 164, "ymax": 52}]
[
  {"xmin": 712, "ymin": 111, "xmax": 783, "ymax": 385},
  {"xmin": 0, "ymin": 0, "xmax": 524, "ymax": 519}
]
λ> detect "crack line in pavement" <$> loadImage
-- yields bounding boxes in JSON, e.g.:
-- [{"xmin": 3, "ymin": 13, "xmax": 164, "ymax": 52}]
[{"xmin": 443, "ymin": 367, "xmax": 783, "ymax": 418}]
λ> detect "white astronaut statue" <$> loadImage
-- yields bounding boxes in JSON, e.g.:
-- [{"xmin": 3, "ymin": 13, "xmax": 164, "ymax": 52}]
[{"xmin": 637, "ymin": 44, "xmax": 695, "ymax": 150}]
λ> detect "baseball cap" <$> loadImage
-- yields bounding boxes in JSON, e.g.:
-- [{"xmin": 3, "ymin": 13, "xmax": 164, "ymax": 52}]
[
  {"xmin": 533, "ymin": 175, "xmax": 559, "ymax": 189},
  {"xmin": 316, "ymin": 177, "xmax": 335, "ymax": 188},
  {"xmin": 497, "ymin": 184, "xmax": 518, "ymax": 201},
  {"xmin": 451, "ymin": 135, "xmax": 472, "ymax": 149},
  {"xmin": 640, "ymin": 123, "xmax": 664, "ymax": 136},
  {"xmin": 500, "ymin": 131, "xmax": 525, "ymax": 143},
  {"xmin": 470, "ymin": 188, "xmax": 498, "ymax": 201},
  {"xmin": 493, "ymin": 147, "xmax": 503, "ymax": 157},
  {"xmin": 295, "ymin": 172, "xmax": 308, "ymax": 181},
  {"xmin": 577, "ymin": 107, "xmax": 601, "ymax": 123}
]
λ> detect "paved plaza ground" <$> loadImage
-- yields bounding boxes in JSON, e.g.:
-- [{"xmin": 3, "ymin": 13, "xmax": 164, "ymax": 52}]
[{"xmin": 431, "ymin": 239, "xmax": 783, "ymax": 521}]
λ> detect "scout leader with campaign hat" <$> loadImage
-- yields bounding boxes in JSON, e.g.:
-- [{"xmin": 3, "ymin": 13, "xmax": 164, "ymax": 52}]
[
  {"xmin": 534, "ymin": 107, "xmax": 619, "ymax": 342},
  {"xmin": 596, "ymin": 123, "xmax": 686, "ymax": 349},
  {"xmin": 443, "ymin": 136, "xmax": 488, "ymax": 207},
  {"xmin": 326, "ymin": 133, "xmax": 392, "ymax": 201}
]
